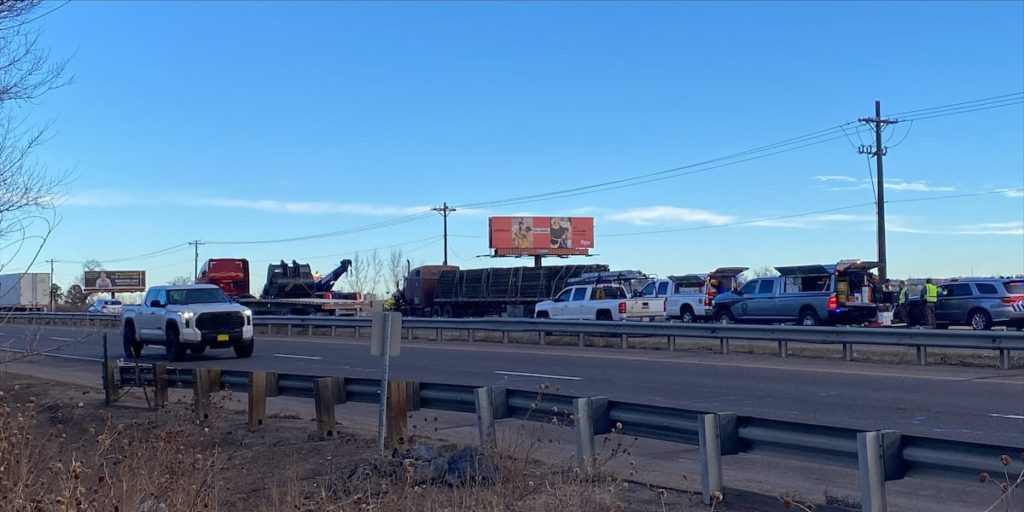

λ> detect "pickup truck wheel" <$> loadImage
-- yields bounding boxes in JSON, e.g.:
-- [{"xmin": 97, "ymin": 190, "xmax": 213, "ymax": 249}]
[
  {"xmin": 596, "ymin": 310, "xmax": 613, "ymax": 321},
  {"xmin": 968, "ymin": 309, "xmax": 992, "ymax": 331},
  {"xmin": 164, "ymin": 327, "xmax": 187, "ymax": 362},
  {"xmin": 679, "ymin": 306, "xmax": 696, "ymax": 324},
  {"xmin": 535, "ymin": 311, "xmax": 550, "ymax": 319},
  {"xmin": 798, "ymin": 309, "xmax": 820, "ymax": 327},
  {"xmin": 233, "ymin": 340, "xmax": 254, "ymax": 358},
  {"xmin": 713, "ymin": 310, "xmax": 734, "ymax": 324},
  {"xmin": 122, "ymin": 326, "xmax": 143, "ymax": 359}
]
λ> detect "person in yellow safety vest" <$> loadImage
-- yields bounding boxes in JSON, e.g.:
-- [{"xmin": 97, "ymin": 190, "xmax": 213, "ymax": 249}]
[
  {"xmin": 897, "ymin": 280, "xmax": 910, "ymax": 325},
  {"xmin": 919, "ymin": 278, "xmax": 943, "ymax": 328}
]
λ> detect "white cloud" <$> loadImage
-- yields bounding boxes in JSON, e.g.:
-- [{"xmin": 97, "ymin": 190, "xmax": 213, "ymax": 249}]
[
  {"xmin": 62, "ymin": 190, "xmax": 431, "ymax": 216},
  {"xmin": 605, "ymin": 206, "xmax": 734, "ymax": 226},
  {"xmin": 813, "ymin": 175, "xmax": 858, "ymax": 182},
  {"xmin": 998, "ymin": 188, "xmax": 1024, "ymax": 198},
  {"xmin": 747, "ymin": 213, "xmax": 872, "ymax": 229},
  {"xmin": 885, "ymin": 180, "xmax": 955, "ymax": 192},
  {"xmin": 950, "ymin": 222, "xmax": 1024, "ymax": 236}
]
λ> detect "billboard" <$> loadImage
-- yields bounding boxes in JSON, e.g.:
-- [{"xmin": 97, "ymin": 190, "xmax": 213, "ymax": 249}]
[
  {"xmin": 489, "ymin": 216, "xmax": 594, "ymax": 256},
  {"xmin": 83, "ymin": 270, "xmax": 146, "ymax": 293}
]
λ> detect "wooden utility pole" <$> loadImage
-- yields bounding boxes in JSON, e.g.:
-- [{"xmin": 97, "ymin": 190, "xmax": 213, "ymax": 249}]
[
  {"xmin": 46, "ymin": 258, "xmax": 57, "ymax": 311},
  {"xmin": 858, "ymin": 101, "xmax": 898, "ymax": 282},
  {"xmin": 188, "ymin": 240, "xmax": 205, "ymax": 281},
  {"xmin": 432, "ymin": 203, "xmax": 456, "ymax": 266}
]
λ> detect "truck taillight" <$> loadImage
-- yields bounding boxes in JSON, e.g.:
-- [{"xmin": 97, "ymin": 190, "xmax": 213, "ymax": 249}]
[
  {"xmin": 828, "ymin": 294, "xmax": 837, "ymax": 310},
  {"xmin": 1001, "ymin": 295, "xmax": 1024, "ymax": 305},
  {"xmin": 618, "ymin": 302, "xmax": 627, "ymax": 314},
  {"xmin": 704, "ymin": 297, "xmax": 712, "ymax": 307}
]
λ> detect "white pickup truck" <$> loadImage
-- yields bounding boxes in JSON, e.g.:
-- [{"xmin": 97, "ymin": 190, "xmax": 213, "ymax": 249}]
[
  {"xmin": 534, "ymin": 284, "xmax": 666, "ymax": 321},
  {"xmin": 121, "ymin": 284, "xmax": 255, "ymax": 361},
  {"xmin": 637, "ymin": 267, "xmax": 748, "ymax": 323}
]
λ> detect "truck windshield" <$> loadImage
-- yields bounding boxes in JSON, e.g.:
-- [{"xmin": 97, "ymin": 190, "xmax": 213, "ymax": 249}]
[{"xmin": 167, "ymin": 288, "xmax": 230, "ymax": 305}]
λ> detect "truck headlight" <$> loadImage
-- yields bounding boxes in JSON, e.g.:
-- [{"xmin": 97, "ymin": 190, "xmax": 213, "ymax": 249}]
[
  {"xmin": 243, "ymin": 309, "xmax": 253, "ymax": 325},
  {"xmin": 178, "ymin": 311, "xmax": 195, "ymax": 328}
]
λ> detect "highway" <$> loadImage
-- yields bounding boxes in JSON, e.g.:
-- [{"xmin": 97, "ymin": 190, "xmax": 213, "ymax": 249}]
[{"xmin": 1, "ymin": 323, "xmax": 1022, "ymax": 447}]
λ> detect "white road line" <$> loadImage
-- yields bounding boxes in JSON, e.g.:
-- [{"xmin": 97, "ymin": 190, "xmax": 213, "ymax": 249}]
[
  {"xmin": 50, "ymin": 337, "xmax": 75, "ymax": 341},
  {"xmin": 494, "ymin": 370, "xmax": 581, "ymax": 381},
  {"xmin": 273, "ymin": 353, "xmax": 322, "ymax": 360},
  {"xmin": 988, "ymin": 414, "xmax": 1024, "ymax": 420}
]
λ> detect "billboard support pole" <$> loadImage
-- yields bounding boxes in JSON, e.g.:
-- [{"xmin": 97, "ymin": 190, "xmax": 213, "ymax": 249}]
[{"xmin": 534, "ymin": 255, "xmax": 542, "ymax": 268}]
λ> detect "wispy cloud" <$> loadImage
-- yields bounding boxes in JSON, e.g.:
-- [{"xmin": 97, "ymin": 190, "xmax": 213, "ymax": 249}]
[
  {"xmin": 605, "ymin": 206, "xmax": 734, "ymax": 226},
  {"xmin": 62, "ymin": 190, "xmax": 432, "ymax": 216},
  {"xmin": 748, "ymin": 213, "xmax": 873, "ymax": 229},
  {"xmin": 885, "ymin": 180, "xmax": 955, "ymax": 192},
  {"xmin": 997, "ymin": 188, "xmax": 1024, "ymax": 198},
  {"xmin": 950, "ymin": 222, "xmax": 1024, "ymax": 236},
  {"xmin": 813, "ymin": 175, "xmax": 859, "ymax": 182}
]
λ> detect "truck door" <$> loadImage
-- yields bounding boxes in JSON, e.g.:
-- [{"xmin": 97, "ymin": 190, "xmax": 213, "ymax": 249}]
[
  {"xmin": 549, "ymin": 287, "xmax": 574, "ymax": 318},
  {"xmin": 139, "ymin": 289, "xmax": 168, "ymax": 340},
  {"xmin": 731, "ymin": 280, "xmax": 761, "ymax": 320},
  {"xmin": 748, "ymin": 279, "xmax": 779, "ymax": 319},
  {"xmin": 569, "ymin": 286, "xmax": 589, "ymax": 319}
]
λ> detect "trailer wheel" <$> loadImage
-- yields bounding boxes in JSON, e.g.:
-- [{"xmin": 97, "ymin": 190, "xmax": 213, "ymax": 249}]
[
  {"xmin": 430, "ymin": 306, "xmax": 442, "ymax": 317},
  {"xmin": 442, "ymin": 306, "xmax": 453, "ymax": 318}
]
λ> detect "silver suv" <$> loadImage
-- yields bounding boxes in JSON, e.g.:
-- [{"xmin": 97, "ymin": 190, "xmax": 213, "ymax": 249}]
[{"xmin": 908, "ymin": 278, "xmax": 1024, "ymax": 330}]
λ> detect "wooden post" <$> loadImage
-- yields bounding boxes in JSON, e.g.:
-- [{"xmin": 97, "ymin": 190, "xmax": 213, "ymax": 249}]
[
  {"xmin": 103, "ymin": 358, "xmax": 119, "ymax": 406},
  {"xmin": 248, "ymin": 372, "xmax": 267, "ymax": 429},
  {"xmin": 313, "ymin": 377, "xmax": 336, "ymax": 438},
  {"xmin": 153, "ymin": 363, "xmax": 169, "ymax": 409},
  {"xmin": 194, "ymin": 368, "xmax": 213, "ymax": 421},
  {"xmin": 385, "ymin": 379, "xmax": 410, "ymax": 451}
]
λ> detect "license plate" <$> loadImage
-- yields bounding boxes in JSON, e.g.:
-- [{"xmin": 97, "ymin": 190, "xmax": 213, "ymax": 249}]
[{"xmin": 217, "ymin": 334, "xmax": 229, "ymax": 342}]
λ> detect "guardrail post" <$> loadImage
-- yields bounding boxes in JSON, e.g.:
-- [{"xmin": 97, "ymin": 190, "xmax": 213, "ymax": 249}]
[
  {"xmin": 153, "ymin": 363, "xmax": 168, "ymax": 409},
  {"xmin": 778, "ymin": 341, "xmax": 788, "ymax": 358},
  {"xmin": 538, "ymin": 331, "xmax": 546, "ymax": 345},
  {"xmin": 103, "ymin": 358, "xmax": 119, "ymax": 406},
  {"xmin": 475, "ymin": 386, "xmax": 508, "ymax": 449},
  {"xmin": 248, "ymin": 372, "xmax": 267, "ymax": 429},
  {"xmin": 573, "ymin": 397, "xmax": 609, "ymax": 472},
  {"xmin": 437, "ymin": 328, "xmax": 442, "ymax": 341},
  {"xmin": 286, "ymin": 324, "xmax": 292, "ymax": 336},
  {"xmin": 355, "ymin": 326, "xmax": 363, "ymax": 338},
  {"xmin": 313, "ymin": 377, "xmax": 337, "ymax": 438},
  {"xmin": 857, "ymin": 431, "xmax": 888, "ymax": 512},
  {"xmin": 307, "ymin": 325, "xmax": 313, "ymax": 336},
  {"xmin": 843, "ymin": 343, "xmax": 854, "ymax": 361},
  {"xmin": 578, "ymin": 333, "xmax": 585, "ymax": 347},
  {"xmin": 407, "ymin": 328, "xmax": 414, "ymax": 341},
  {"xmin": 915, "ymin": 346, "xmax": 927, "ymax": 366},
  {"xmin": 194, "ymin": 368, "xmax": 213, "ymax": 421},
  {"xmin": 668, "ymin": 336, "xmax": 676, "ymax": 351},
  {"xmin": 468, "ymin": 329, "xmax": 475, "ymax": 342},
  {"xmin": 502, "ymin": 331, "xmax": 509, "ymax": 344},
  {"xmin": 698, "ymin": 414, "xmax": 724, "ymax": 505},
  {"xmin": 720, "ymin": 338, "xmax": 730, "ymax": 355},
  {"xmin": 330, "ymin": 325, "xmax": 337, "ymax": 337},
  {"xmin": 998, "ymin": 349, "xmax": 1011, "ymax": 369},
  {"xmin": 385, "ymin": 379, "xmax": 410, "ymax": 450}
]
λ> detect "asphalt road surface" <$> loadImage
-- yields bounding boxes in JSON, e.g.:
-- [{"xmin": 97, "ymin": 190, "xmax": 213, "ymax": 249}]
[{"xmin": 2, "ymin": 324, "xmax": 1022, "ymax": 448}]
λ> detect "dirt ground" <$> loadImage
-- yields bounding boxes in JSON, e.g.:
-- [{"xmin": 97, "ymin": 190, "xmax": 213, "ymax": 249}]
[{"xmin": 0, "ymin": 372, "xmax": 776, "ymax": 512}]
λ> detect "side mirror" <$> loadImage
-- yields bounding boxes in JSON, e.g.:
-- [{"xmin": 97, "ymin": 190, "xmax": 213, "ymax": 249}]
[{"xmin": 149, "ymin": 300, "xmax": 163, "ymax": 308}]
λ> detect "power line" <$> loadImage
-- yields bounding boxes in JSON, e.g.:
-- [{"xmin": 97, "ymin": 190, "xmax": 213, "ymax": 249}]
[
  {"xmin": 204, "ymin": 211, "xmax": 434, "ymax": 245},
  {"xmin": 886, "ymin": 188, "xmax": 1024, "ymax": 205},
  {"xmin": 884, "ymin": 91, "xmax": 1023, "ymax": 117},
  {"xmin": 898, "ymin": 99, "xmax": 1023, "ymax": 122}
]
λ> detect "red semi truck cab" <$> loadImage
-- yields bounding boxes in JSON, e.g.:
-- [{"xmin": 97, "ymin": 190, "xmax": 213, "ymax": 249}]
[{"xmin": 196, "ymin": 258, "xmax": 251, "ymax": 298}]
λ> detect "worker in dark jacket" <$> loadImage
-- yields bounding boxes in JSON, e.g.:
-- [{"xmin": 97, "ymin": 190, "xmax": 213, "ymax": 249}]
[{"xmin": 896, "ymin": 280, "xmax": 910, "ymax": 324}]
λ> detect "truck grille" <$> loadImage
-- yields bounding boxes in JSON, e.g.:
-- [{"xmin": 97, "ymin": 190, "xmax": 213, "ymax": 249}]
[{"xmin": 196, "ymin": 312, "xmax": 245, "ymax": 331}]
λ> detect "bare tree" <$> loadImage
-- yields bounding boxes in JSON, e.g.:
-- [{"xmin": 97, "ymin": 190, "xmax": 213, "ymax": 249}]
[
  {"xmin": 169, "ymin": 275, "xmax": 193, "ymax": 285},
  {"xmin": 387, "ymin": 247, "xmax": 406, "ymax": 293},
  {"xmin": 0, "ymin": 1, "xmax": 71, "ymax": 263},
  {"xmin": 367, "ymin": 249, "xmax": 384, "ymax": 295},
  {"xmin": 344, "ymin": 252, "xmax": 369, "ymax": 295}
]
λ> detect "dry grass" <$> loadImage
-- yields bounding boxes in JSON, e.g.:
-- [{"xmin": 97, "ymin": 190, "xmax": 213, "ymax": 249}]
[{"xmin": 0, "ymin": 375, "xmax": 731, "ymax": 512}]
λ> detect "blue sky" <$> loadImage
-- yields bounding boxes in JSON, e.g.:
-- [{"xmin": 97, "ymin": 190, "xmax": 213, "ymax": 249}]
[{"xmin": 11, "ymin": 1, "xmax": 1024, "ymax": 291}]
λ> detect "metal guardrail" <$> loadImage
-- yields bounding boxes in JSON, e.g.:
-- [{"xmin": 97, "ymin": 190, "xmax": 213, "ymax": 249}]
[
  {"xmin": 109, "ymin": 361, "xmax": 1022, "ymax": 512},
  {"xmin": 8, "ymin": 312, "xmax": 1023, "ymax": 368}
]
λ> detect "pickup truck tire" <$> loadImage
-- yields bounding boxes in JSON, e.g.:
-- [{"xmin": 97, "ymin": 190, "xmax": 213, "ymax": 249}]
[
  {"xmin": 968, "ymin": 309, "xmax": 992, "ymax": 331},
  {"xmin": 712, "ymin": 310, "xmax": 735, "ymax": 324},
  {"xmin": 596, "ymin": 310, "xmax": 613, "ymax": 321},
  {"xmin": 233, "ymin": 340, "xmax": 254, "ymax": 358},
  {"xmin": 164, "ymin": 325, "xmax": 187, "ymax": 362},
  {"xmin": 679, "ymin": 306, "xmax": 696, "ymax": 324},
  {"xmin": 798, "ymin": 309, "xmax": 820, "ymax": 327},
  {"xmin": 122, "ymin": 324, "xmax": 143, "ymax": 359},
  {"xmin": 535, "ymin": 311, "xmax": 550, "ymax": 319}
]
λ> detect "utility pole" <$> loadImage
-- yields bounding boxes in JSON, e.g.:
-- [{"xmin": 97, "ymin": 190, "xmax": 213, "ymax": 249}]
[
  {"xmin": 188, "ymin": 240, "xmax": 205, "ymax": 282},
  {"xmin": 858, "ymin": 100, "xmax": 898, "ymax": 282},
  {"xmin": 431, "ymin": 203, "xmax": 456, "ymax": 266},
  {"xmin": 46, "ymin": 258, "xmax": 57, "ymax": 311}
]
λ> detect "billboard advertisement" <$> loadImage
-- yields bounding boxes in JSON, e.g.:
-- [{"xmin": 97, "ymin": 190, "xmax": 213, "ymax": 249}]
[
  {"xmin": 489, "ymin": 216, "xmax": 594, "ymax": 256},
  {"xmin": 83, "ymin": 270, "xmax": 146, "ymax": 293}
]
